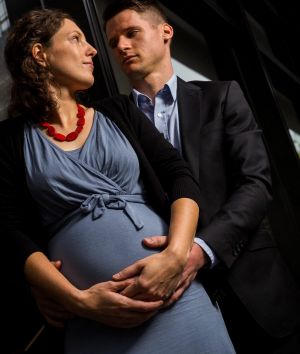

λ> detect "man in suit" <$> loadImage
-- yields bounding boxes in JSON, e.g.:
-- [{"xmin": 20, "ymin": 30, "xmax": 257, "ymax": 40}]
[{"xmin": 102, "ymin": 0, "xmax": 300, "ymax": 352}]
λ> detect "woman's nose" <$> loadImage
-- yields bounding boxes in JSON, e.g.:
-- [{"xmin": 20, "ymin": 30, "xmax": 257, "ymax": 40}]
[{"xmin": 87, "ymin": 42, "xmax": 97, "ymax": 57}]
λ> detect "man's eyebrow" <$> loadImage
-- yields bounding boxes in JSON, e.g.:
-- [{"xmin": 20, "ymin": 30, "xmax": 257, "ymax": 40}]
[{"xmin": 125, "ymin": 26, "xmax": 140, "ymax": 32}]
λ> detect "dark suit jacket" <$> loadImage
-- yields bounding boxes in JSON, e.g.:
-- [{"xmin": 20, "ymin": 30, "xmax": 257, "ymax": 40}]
[{"xmin": 176, "ymin": 78, "xmax": 300, "ymax": 338}]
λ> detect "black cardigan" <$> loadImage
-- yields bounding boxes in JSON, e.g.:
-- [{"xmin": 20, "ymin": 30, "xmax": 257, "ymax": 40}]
[{"xmin": 0, "ymin": 95, "xmax": 201, "ymax": 271}]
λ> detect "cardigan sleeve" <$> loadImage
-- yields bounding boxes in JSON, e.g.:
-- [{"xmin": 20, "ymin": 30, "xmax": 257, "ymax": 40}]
[{"xmin": 0, "ymin": 119, "xmax": 44, "ymax": 271}]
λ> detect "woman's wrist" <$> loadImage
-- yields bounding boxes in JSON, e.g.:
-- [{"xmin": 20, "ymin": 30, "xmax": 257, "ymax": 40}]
[
  {"xmin": 164, "ymin": 244, "xmax": 190, "ymax": 268},
  {"xmin": 63, "ymin": 287, "xmax": 86, "ymax": 315}
]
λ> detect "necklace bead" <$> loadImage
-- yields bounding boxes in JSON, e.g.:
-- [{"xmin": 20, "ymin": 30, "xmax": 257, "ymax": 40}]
[{"xmin": 39, "ymin": 103, "xmax": 85, "ymax": 142}]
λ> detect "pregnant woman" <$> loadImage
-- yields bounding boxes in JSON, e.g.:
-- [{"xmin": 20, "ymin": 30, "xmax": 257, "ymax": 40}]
[{"xmin": 1, "ymin": 9, "xmax": 235, "ymax": 354}]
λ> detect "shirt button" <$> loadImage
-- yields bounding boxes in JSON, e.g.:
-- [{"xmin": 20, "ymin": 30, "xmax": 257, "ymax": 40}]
[{"xmin": 157, "ymin": 112, "xmax": 162, "ymax": 118}]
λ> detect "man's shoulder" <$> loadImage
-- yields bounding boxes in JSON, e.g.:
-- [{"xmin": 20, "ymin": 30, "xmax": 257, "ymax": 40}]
[
  {"xmin": 185, "ymin": 79, "xmax": 236, "ymax": 91},
  {"xmin": 178, "ymin": 79, "xmax": 244, "ymax": 101}
]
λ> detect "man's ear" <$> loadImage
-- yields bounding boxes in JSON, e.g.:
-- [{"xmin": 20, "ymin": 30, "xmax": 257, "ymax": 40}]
[
  {"xmin": 31, "ymin": 43, "xmax": 47, "ymax": 67},
  {"xmin": 162, "ymin": 23, "xmax": 173, "ymax": 43}
]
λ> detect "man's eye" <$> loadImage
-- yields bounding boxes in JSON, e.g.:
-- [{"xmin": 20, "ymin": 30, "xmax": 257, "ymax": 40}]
[{"xmin": 128, "ymin": 30, "xmax": 138, "ymax": 37}]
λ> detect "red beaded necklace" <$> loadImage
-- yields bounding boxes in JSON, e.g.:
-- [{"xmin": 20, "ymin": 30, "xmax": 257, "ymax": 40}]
[{"xmin": 39, "ymin": 103, "xmax": 85, "ymax": 142}]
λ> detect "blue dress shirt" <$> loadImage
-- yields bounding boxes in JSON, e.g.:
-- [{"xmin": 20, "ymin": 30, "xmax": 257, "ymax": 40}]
[{"xmin": 132, "ymin": 75, "xmax": 217, "ymax": 266}]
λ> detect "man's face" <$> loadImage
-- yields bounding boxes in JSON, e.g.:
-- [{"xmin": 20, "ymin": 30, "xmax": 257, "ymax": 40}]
[{"xmin": 105, "ymin": 9, "xmax": 169, "ymax": 80}]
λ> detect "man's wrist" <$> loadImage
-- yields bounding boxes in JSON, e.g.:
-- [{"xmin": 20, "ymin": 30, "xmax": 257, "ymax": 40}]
[{"xmin": 193, "ymin": 237, "xmax": 218, "ymax": 268}]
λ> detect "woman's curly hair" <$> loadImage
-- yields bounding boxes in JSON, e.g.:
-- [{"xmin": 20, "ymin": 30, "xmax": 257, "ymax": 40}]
[{"xmin": 4, "ymin": 9, "xmax": 73, "ymax": 120}]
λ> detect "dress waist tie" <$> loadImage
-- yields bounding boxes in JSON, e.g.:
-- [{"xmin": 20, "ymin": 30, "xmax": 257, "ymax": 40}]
[{"xmin": 80, "ymin": 193, "xmax": 147, "ymax": 230}]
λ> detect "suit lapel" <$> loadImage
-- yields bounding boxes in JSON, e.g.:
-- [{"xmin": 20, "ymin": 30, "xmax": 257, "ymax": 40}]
[{"xmin": 177, "ymin": 77, "xmax": 202, "ymax": 181}]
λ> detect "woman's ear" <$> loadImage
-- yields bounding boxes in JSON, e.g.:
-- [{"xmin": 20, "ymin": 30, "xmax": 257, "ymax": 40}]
[
  {"xmin": 162, "ymin": 23, "xmax": 173, "ymax": 43},
  {"xmin": 32, "ymin": 43, "xmax": 47, "ymax": 66}
]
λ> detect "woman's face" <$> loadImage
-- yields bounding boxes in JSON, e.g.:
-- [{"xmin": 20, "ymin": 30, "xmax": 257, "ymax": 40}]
[{"xmin": 43, "ymin": 19, "xmax": 97, "ymax": 92}]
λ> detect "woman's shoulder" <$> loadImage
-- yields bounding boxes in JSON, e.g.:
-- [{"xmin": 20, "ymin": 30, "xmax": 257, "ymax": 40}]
[
  {"xmin": 0, "ymin": 115, "xmax": 27, "ymax": 150},
  {"xmin": 92, "ymin": 94, "xmax": 140, "ymax": 127},
  {"xmin": 0, "ymin": 115, "xmax": 24, "ymax": 133},
  {"xmin": 93, "ymin": 94, "xmax": 132, "ymax": 114}
]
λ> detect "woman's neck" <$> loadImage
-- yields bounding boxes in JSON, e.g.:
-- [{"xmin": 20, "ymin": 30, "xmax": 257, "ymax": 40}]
[{"xmin": 50, "ymin": 89, "xmax": 79, "ymax": 129}]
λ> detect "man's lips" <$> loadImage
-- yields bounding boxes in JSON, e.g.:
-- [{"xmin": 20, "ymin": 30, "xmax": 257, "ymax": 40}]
[{"xmin": 122, "ymin": 55, "xmax": 137, "ymax": 64}]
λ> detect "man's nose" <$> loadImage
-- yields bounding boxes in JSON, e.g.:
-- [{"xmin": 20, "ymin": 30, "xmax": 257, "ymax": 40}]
[{"xmin": 117, "ymin": 36, "xmax": 130, "ymax": 53}]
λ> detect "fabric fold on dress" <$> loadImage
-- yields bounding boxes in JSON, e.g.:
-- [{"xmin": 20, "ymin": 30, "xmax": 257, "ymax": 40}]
[{"xmin": 23, "ymin": 111, "xmax": 147, "ymax": 234}]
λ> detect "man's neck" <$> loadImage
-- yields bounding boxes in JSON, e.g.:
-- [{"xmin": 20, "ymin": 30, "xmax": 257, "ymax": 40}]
[{"xmin": 131, "ymin": 69, "xmax": 174, "ymax": 101}]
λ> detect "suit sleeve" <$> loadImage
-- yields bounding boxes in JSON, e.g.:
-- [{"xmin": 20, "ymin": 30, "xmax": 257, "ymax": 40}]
[{"xmin": 200, "ymin": 81, "xmax": 272, "ymax": 268}]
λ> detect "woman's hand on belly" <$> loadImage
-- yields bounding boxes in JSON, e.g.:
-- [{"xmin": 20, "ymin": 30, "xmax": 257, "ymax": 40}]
[
  {"xmin": 74, "ymin": 279, "xmax": 163, "ymax": 328},
  {"xmin": 113, "ymin": 248, "xmax": 186, "ymax": 302}
]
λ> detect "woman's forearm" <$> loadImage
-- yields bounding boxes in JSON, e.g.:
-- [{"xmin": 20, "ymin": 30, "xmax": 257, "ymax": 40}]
[
  {"xmin": 167, "ymin": 197, "xmax": 199, "ymax": 265},
  {"xmin": 24, "ymin": 252, "xmax": 82, "ymax": 312}
]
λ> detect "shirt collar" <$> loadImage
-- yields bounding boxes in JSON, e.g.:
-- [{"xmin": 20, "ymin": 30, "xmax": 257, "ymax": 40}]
[
  {"xmin": 132, "ymin": 74, "xmax": 177, "ymax": 107},
  {"xmin": 165, "ymin": 74, "xmax": 177, "ymax": 101}
]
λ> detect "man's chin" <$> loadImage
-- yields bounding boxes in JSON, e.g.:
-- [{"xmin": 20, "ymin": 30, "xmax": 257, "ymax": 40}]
[{"xmin": 123, "ymin": 66, "xmax": 139, "ymax": 77}]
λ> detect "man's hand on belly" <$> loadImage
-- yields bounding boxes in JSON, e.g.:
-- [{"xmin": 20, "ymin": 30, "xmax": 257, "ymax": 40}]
[
  {"xmin": 113, "ymin": 245, "xmax": 187, "ymax": 302},
  {"xmin": 121, "ymin": 236, "xmax": 206, "ymax": 307}
]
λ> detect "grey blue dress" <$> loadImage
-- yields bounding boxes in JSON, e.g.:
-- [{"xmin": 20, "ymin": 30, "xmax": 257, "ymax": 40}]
[{"xmin": 23, "ymin": 111, "xmax": 235, "ymax": 354}]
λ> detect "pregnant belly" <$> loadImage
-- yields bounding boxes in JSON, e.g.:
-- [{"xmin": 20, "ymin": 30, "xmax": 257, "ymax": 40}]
[{"xmin": 48, "ymin": 203, "xmax": 168, "ymax": 289}]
